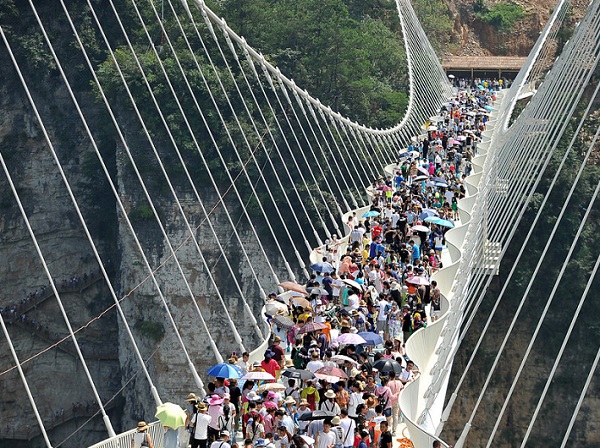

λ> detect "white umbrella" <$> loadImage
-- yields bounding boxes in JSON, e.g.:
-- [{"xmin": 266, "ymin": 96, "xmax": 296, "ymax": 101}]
[
  {"xmin": 331, "ymin": 354, "xmax": 359, "ymax": 366},
  {"xmin": 242, "ymin": 371, "xmax": 276, "ymax": 380},
  {"xmin": 342, "ymin": 278, "xmax": 362, "ymax": 290},
  {"xmin": 265, "ymin": 300, "xmax": 287, "ymax": 315},
  {"xmin": 257, "ymin": 382, "xmax": 286, "ymax": 392},
  {"xmin": 411, "ymin": 225, "xmax": 431, "ymax": 233}
]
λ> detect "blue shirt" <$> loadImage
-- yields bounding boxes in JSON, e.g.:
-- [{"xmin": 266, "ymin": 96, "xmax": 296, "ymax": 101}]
[{"xmin": 411, "ymin": 244, "xmax": 420, "ymax": 260}]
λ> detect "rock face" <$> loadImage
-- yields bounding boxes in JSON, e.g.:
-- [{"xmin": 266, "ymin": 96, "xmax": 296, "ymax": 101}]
[
  {"xmin": 444, "ymin": 0, "xmax": 590, "ymax": 57},
  {"xmin": 0, "ymin": 57, "xmax": 290, "ymax": 447}
]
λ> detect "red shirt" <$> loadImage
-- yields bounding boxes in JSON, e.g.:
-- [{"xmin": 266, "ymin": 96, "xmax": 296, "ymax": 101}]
[{"xmin": 261, "ymin": 359, "xmax": 280, "ymax": 379}]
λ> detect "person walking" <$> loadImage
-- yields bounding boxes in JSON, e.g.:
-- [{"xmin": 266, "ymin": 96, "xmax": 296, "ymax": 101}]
[{"xmin": 131, "ymin": 421, "xmax": 154, "ymax": 448}]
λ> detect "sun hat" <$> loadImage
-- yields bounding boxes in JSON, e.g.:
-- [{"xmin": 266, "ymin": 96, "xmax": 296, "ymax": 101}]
[
  {"xmin": 324, "ymin": 390, "xmax": 336, "ymax": 399},
  {"xmin": 197, "ymin": 402, "xmax": 207, "ymax": 411},
  {"xmin": 247, "ymin": 391, "xmax": 260, "ymax": 401},
  {"xmin": 137, "ymin": 421, "xmax": 149, "ymax": 431},
  {"xmin": 186, "ymin": 393, "xmax": 198, "ymax": 402},
  {"xmin": 299, "ymin": 399, "xmax": 309, "ymax": 406},
  {"xmin": 209, "ymin": 396, "xmax": 224, "ymax": 406},
  {"xmin": 284, "ymin": 396, "xmax": 296, "ymax": 404},
  {"xmin": 220, "ymin": 430, "xmax": 230, "ymax": 437},
  {"xmin": 331, "ymin": 416, "xmax": 342, "ymax": 425}
]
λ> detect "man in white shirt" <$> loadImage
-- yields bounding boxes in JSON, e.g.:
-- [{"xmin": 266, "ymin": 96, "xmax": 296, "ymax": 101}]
[
  {"xmin": 391, "ymin": 210, "xmax": 400, "ymax": 229},
  {"xmin": 209, "ymin": 431, "xmax": 231, "ymax": 448},
  {"xmin": 316, "ymin": 420, "xmax": 336, "ymax": 448},
  {"xmin": 339, "ymin": 409, "xmax": 356, "ymax": 448},
  {"xmin": 306, "ymin": 352, "xmax": 325, "ymax": 373},
  {"xmin": 190, "ymin": 403, "xmax": 212, "ymax": 448},
  {"xmin": 399, "ymin": 361, "xmax": 418, "ymax": 384}
]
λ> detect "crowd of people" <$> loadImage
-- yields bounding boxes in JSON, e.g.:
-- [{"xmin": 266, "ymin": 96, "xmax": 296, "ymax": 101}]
[{"xmin": 134, "ymin": 82, "xmax": 500, "ymax": 448}]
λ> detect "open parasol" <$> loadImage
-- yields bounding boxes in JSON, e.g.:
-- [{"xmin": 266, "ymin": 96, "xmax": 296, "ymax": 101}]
[
  {"xmin": 297, "ymin": 322, "xmax": 328, "ymax": 334},
  {"xmin": 278, "ymin": 281, "xmax": 308, "ymax": 295},
  {"xmin": 155, "ymin": 402, "xmax": 187, "ymax": 429}
]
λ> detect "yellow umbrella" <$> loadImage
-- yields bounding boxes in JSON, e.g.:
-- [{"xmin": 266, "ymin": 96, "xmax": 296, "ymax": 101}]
[{"xmin": 155, "ymin": 402, "xmax": 187, "ymax": 429}]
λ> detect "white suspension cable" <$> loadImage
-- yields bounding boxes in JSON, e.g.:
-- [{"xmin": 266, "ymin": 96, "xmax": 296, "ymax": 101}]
[{"xmin": 0, "ymin": 284, "xmax": 53, "ymax": 447}]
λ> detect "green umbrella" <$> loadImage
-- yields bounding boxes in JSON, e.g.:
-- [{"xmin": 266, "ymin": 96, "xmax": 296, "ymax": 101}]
[{"xmin": 155, "ymin": 402, "xmax": 187, "ymax": 429}]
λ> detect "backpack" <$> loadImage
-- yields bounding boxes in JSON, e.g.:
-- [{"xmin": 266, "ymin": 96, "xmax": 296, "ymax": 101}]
[
  {"xmin": 377, "ymin": 389, "xmax": 389, "ymax": 409},
  {"xmin": 305, "ymin": 390, "xmax": 317, "ymax": 410}
]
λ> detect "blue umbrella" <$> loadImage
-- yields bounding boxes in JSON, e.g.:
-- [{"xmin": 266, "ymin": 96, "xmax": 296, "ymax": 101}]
[
  {"xmin": 424, "ymin": 216, "xmax": 441, "ymax": 224},
  {"xmin": 357, "ymin": 331, "xmax": 384, "ymax": 346},
  {"xmin": 207, "ymin": 363, "xmax": 243, "ymax": 378},
  {"xmin": 362, "ymin": 210, "xmax": 380, "ymax": 218},
  {"xmin": 310, "ymin": 262, "xmax": 334, "ymax": 274},
  {"xmin": 484, "ymin": 105, "xmax": 493, "ymax": 111},
  {"xmin": 428, "ymin": 217, "xmax": 455, "ymax": 228},
  {"xmin": 436, "ymin": 219, "xmax": 455, "ymax": 228}
]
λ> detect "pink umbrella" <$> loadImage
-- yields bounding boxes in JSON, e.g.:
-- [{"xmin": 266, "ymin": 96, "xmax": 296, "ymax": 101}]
[
  {"xmin": 315, "ymin": 366, "xmax": 348, "ymax": 379},
  {"xmin": 449, "ymin": 139, "xmax": 460, "ymax": 145},
  {"xmin": 241, "ymin": 371, "xmax": 276, "ymax": 380},
  {"xmin": 315, "ymin": 373, "xmax": 344, "ymax": 383},
  {"xmin": 336, "ymin": 333, "xmax": 367, "ymax": 345}
]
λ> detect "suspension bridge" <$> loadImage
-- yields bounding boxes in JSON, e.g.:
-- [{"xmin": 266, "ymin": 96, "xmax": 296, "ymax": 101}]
[{"xmin": 0, "ymin": 0, "xmax": 599, "ymax": 447}]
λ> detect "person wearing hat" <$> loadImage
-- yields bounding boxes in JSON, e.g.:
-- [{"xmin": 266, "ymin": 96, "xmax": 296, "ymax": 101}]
[
  {"xmin": 319, "ymin": 390, "xmax": 340, "ymax": 415},
  {"xmin": 207, "ymin": 395, "xmax": 224, "ymax": 443},
  {"xmin": 283, "ymin": 394, "xmax": 297, "ymax": 416},
  {"xmin": 210, "ymin": 431, "xmax": 231, "ymax": 448},
  {"xmin": 296, "ymin": 399, "xmax": 311, "ymax": 433},
  {"xmin": 131, "ymin": 421, "xmax": 154, "ymax": 448},
  {"xmin": 190, "ymin": 403, "xmax": 212, "ymax": 448},
  {"xmin": 186, "ymin": 393, "xmax": 199, "ymax": 432},
  {"xmin": 269, "ymin": 335, "xmax": 286, "ymax": 371}
]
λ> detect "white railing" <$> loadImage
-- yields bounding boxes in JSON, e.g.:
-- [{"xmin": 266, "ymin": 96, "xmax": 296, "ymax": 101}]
[{"xmin": 87, "ymin": 422, "xmax": 190, "ymax": 448}]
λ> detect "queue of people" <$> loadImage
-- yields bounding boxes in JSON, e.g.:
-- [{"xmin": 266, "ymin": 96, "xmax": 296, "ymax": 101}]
[{"xmin": 132, "ymin": 81, "xmax": 498, "ymax": 448}]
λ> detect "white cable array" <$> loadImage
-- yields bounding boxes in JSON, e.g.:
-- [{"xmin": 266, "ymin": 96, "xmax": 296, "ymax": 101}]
[
  {"xmin": 122, "ymin": 0, "xmax": 268, "ymax": 343},
  {"xmin": 215, "ymin": 22, "xmax": 323, "ymax": 256},
  {"xmin": 161, "ymin": 0, "xmax": 284, "ymax": 290},
  {"xmin": 1, "ymin": 0, "xmax": 457, "ymax": 444},
  {"xmin": 485, "ymin": 97, "xmax": 600, "ymax": 448},
  {"xmin": 450, "ymin": 3, "xmax": 600, "ymax": 401},
  {"xmin": 83, "ymin": 0, "xmax": 244, "ymax": 363},
  {"xmin": 438, "ymin": 3, "xmax": 600, "ymax": 446},
  {"xmin": 186, "ymin": 2, "xmax": 308, "ymax": 282},
  {"xmin": 0, "ymin": 24, "xmax": 116, "ymax": 438}
]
